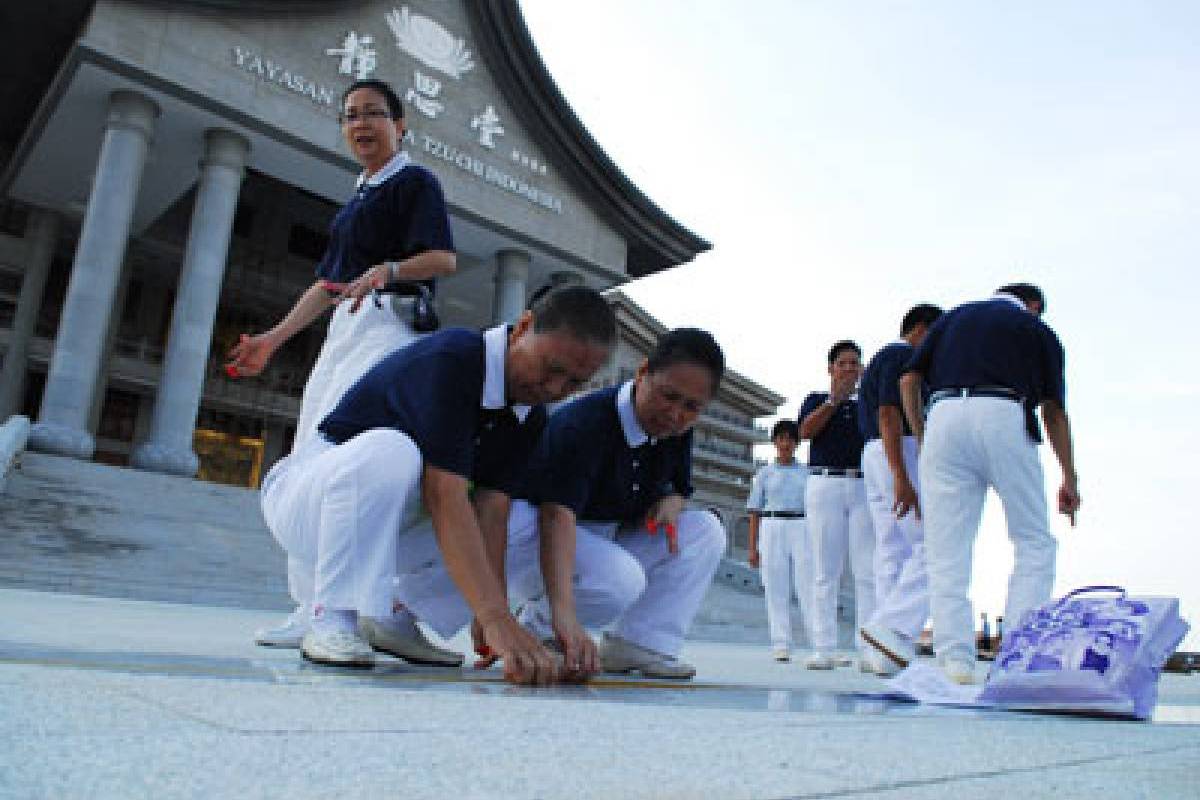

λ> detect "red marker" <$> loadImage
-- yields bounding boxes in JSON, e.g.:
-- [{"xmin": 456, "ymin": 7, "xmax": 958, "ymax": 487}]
[{"xmin": 645, "ymin": 519, "xmax": 680, "ymax": 555}]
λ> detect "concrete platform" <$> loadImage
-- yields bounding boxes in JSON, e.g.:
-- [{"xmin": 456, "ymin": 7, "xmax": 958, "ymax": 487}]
[{"xmin": 1, "ymin": 588, "xmax": 1196, "ymax": 799}]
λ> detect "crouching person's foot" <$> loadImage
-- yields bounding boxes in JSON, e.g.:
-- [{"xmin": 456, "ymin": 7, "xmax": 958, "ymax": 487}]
[
  {"xmin": 599, "ymin": 633, "xmax": 696, "ymax": 680},
  {"xmin": 254, "ymin": 606, "xmax": 309, "ymax": 648},
  {"xmin": 360, "ymin": 616, "xmax": 463, "ymax": 667},
  {"xmin": 300, "ymin": 628, "xmax": 375, "ymax": 669}
]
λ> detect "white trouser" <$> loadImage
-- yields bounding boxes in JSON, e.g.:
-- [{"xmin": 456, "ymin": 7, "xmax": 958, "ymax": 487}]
[
  {"xmin": 293, "ymin": 296, "xmax": 422, "ymax": 449},
  {"xmin": 805, "ymin": 473, "xmax": 875, "ymax": 652},
  {"xmin": 862, "ymin": 437, "xmax": 928, "ymax": 639},
  {"xmin": 261, "ymin": 428, "xmax": 433, "ymax": 620},
  {"xmin": 758, "ymin": 517, "xmax": 812, "ymax": 649},
  {"xmin": 513, "ymin": 502, "xmax": 728, "ymax": 656},
  {"xmin": 394, "ymin": 500, "xmax": 727, "ymax": 656},
  {"xmin": 920, "ymin": 397, "xmax": 1056, "ymax": 661}
]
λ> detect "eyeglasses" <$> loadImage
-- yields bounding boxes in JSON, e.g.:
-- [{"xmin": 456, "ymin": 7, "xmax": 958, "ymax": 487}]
[{"xmin": 337, "ymin": 109, "xmax": 393, "ymax": 124}]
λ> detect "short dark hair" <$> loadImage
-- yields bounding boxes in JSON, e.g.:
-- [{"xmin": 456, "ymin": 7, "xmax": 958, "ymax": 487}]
[
  {"xmin": 771, "ymin": 419, "xmax": 799, "ymax": 441},
  {"xmin": 901, "ymin": 303, "xmax": 943, "ymax": 336},
  {"xmin": 827, "ymin": 340, "xmax": 861, "ymax": 364},
  {"xmin": 342, "ymin": 79, "xmax": 404, "ymax": 119},
  {"xmin": 997, "ymin": 282, "xmax": 1045, "ymax": 312},
  {"xmin": 646, "ymin": 328, "xmax": 725, "ymax": 391},
  {"xmin": 530, "ymin": 285, "xmax": 616, "ymax": 348}
]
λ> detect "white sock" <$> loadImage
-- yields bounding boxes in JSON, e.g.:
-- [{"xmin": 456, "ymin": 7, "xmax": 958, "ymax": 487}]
[{"xmin": 311, "ymin": 607, "xmax": 357, "ymax": 636}]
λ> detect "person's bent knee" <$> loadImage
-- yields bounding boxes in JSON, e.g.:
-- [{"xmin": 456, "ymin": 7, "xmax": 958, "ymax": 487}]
[{"xmin": 680, "ymin": 508, "xmax": 728, "ymax": 560}]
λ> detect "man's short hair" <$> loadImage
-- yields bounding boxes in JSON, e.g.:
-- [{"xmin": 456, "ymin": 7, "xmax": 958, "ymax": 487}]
[
  {"xmin": 771, "ymin": 419, "xmax": 799, "ymax": 441},
  {"xmin": 530, "ymin": 285, "xmax": 616, "ymax": 347},
  {"xmin": 646, "ymin": 328, "xmax": 725, "ymax": 390},
  {"xmin": 997, "ymin": 282, "xmax": 1046, "ymax": 313},
  {"xmin": 827, "ymin": 340, "xmax": 862, "ymax": 364},
  {"xmin": 901, "ymin": 303, "xmax": 943, "ymax": 336},
  {"xmin": 342, "ymin": 79, "xmax": 405, "ymax": 119}
]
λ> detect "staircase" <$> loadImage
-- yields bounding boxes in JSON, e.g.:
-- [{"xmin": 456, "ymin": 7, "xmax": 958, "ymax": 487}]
[{"xmin": 0, "ymin": 452, "xmax": 290, "ymax": 610}]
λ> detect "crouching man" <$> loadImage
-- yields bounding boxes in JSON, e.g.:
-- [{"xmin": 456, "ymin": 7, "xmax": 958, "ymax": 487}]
[
  {"xmin": 260, "ymin": 286, "xmax": 616, "ymax": 685},
  {"xmin": 504, "ymin": 328, "xmax": 729, "ymax": 680}
]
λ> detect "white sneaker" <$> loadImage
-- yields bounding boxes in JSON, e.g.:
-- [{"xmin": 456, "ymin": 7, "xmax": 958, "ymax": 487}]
[
  {"xmin": 943, "ymin": 657, "xmax": 977, "ymax": 685},
  {"xmin": 300, "ymin": 629, "xmax": 375, "ymax": 668},
  {"xmin": 254, "ymin": 607, "xmax": 309, "ymax": 648},
  {"xmin": 360, "ymin": 617, "xmax": 463, "ymax": 667},
  {"xmin": 860, "ymin": 625, "xmax": 916, "ymax": 677},
  {"xmin": 772, "ymin": 647, "xmax": 791, "ymax": 662},
  {"xmin": 599, "ymin": 633, "xmax": 696, "ymax": 679},
  {"xmin": 805, "ymin": 652, "xmax": 835, "ymax": 670}
]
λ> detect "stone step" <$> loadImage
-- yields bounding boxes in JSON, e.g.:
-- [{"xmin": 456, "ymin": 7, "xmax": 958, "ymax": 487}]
[{"xmin": 0, "ymin": 452, "xmax": 291, "ymax": 611}]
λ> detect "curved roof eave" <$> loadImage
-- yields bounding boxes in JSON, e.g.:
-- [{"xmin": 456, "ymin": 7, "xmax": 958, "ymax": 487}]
[{"xmin": 467, "ymin": 0, "xmax": 711, "ymax": 278}]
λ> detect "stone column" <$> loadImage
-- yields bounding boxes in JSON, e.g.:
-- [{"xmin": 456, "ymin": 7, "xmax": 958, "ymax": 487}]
[
  {"xmin": 0, "ymin": 208, "xmax": 59, "ymax": 420},
  {"xmin": 491, "ymin": 248, "xmax": 530, "ymax": 324},
  {"xmin": 132, "ymin": 129, "xmax": 249, "ymax": 477},
  {"xmin": 29, "ymin": 90, "xmax": 159, "ymax": 459}
]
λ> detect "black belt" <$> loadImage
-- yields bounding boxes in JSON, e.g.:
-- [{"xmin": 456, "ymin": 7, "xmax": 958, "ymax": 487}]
[
  {"xmin": 928, "ymin": 386, "xmax": 1042, "ymax": 444},
  {"xmin": 760, "ymin": 511, "xmax": 805, "ymax": 519},
  {"xmin": 809, "ymin": 467, "xmax": 863, "ymax": 478}
]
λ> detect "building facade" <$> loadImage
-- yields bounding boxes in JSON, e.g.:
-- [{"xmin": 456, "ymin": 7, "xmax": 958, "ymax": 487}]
[{"xmin": 0, "ymin": 0, "xmax": 711, "ymax": 484}]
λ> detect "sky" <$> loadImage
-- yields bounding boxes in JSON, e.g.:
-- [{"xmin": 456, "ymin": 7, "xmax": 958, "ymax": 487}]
[{"xmin": 518, "ymin": 0, "xmax": 1200, "ymax": 648}]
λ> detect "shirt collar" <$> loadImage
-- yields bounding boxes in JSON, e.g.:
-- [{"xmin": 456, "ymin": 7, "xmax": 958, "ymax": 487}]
[
  {"xmin": 482, "ymin": 324, "xmax": 531, "ymax": 422},
  {"xmin": 991, "ymin": 292, "xmax": 1026, "ymax": 310},
  {"xmin": 356, "ymin": 150, "xmax": 411, "ymax": 188},
  {"xmin": 616, "ymin": 380, "xmax": 652, "ymax": 447}
]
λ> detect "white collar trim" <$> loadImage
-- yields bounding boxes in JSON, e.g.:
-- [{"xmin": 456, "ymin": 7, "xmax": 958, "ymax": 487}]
[
  {"xmin": 482, "ymin": 325, "xmax": 531, "ymax": 422},
  {"xmin": 617, "ymin": 380, "xmax": 651, "ymax": 447},
  {"xmin": 991, "ymin": 292, "xmax": 1026, "ymax": 310},
  {"xmin": 357, "ymin": 150, "xmax": 411, "ymax": 188}
]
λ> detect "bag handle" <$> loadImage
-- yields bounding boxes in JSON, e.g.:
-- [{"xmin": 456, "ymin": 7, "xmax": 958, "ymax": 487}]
[{"xmin": 1056, "ymin": 585, "xmax": 1126, "ymax": 605}]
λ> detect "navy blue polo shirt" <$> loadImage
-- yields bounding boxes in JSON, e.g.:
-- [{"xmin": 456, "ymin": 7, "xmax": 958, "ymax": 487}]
[
  {"xmin": 317, "ymin": 326, "xmax": 546, "ymax": 496},
  {"xmin": 799, "ymin": 392, "xmax": 864, "ymax": 469},
  {"xmin": 858, "ymin": 342, "xmax": 915, "ymax": 441},
  {"xmin": 522, "ymin": 382, "xmax": 693, "ymax": 525},
  {"xmin": 316, "ymin": 157, "xmax": 454, "ymax": 289},
  {"xmin": 905, "ymin": 297, "xmax": 1066, "ymax": 406}
]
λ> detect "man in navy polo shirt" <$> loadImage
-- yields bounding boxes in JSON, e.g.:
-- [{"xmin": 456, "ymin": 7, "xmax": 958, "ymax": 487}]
[
  {"xmin": 260, "ymin": 286, "xmax": 616, "ymax": 685},
  {"xmin": 856, "ymin": 303, "xmax": 942, "ymax": 676},
  {"xmin": 493, "ymin": 328, "xmax": 729, "ymax": 680},
  {"xmin": 900, "ymin": 283, "xmax": 1080, "ymax": 685},
  {"xmin": 798, "ymin": 340, "xmax": 875, "ymax": 670}
]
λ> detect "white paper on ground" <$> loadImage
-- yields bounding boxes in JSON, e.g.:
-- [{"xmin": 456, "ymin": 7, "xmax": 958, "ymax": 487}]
[{"xmin": 888, "ymin": 661, "xmax": 987, "ymax": 707}]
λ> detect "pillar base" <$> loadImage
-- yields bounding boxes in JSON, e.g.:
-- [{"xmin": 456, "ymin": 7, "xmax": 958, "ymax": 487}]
[
  {"xmin": 28, "ymin": 422, "xmax": 96, "ymax": 460},
  {"xmin": 130, "ymin": 441, "xmax": 199, "ymax": 477}
]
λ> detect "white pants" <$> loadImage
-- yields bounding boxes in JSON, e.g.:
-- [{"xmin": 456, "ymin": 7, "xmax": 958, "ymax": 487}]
[
  {"xmin": 261, "ymin": 428, "xmax": 434, "ymax": 620},
  {"xmin": 805, "ymin": 473, "xmax": 875, "ymax": 652},
  {"xmin": 394, "ymin": 500, "xmax": 727, "ymax": 656},
  {"xmin": 293, "ymin": 296, "xmax": 421, "ymax": 449},
  {"xmin": 513, "ymin": 501, "xmax": 727, "ymax": 656},
  {"xmin": 758, "ymin": 517, "xmax": 812, "ymax": 650},
  {"xmin": 862, "ymin": 437, "xmax": 928, "ymax": 639},
  {"xmin": 920, "ymin": 397, "xmax": 1056, "ymax": 661}
]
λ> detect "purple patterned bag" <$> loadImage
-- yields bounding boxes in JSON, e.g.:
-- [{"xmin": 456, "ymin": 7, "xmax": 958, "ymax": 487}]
[{"xmin": 978, "ymin": 586, "xmax": 1189, "ymax": 720}]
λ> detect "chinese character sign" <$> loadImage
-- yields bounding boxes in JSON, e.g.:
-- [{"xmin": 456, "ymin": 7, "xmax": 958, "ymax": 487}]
[
  {"xmin": 471, "ymin": 105, "xmax": 504, "ymax": 149},
  {"xmin": 326, "ymin": 31, "xmax": 377, "ymax": 80}
]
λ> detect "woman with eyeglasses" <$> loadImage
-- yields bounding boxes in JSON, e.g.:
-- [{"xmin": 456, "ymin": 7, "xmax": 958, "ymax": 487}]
[
  {"xmin": 232, "ymin": 79, "xmax": 457, "ymax": 653},
  {"xmin": 228, "ymin": 78, "xmax": 454, "ymax": 445}
]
